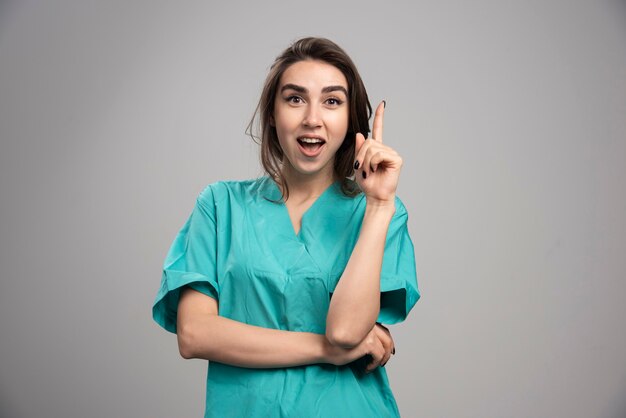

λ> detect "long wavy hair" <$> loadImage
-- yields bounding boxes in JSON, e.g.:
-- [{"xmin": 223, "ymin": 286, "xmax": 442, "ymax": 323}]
[{"xmin": 247, "ymin": 37, "xmax": 372, "ymax": 201}]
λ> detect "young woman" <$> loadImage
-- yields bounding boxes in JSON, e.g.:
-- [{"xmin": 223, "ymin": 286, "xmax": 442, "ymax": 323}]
[{"xmin": 153, "ymin": 37, "xmax": 420, "ymax": 417}]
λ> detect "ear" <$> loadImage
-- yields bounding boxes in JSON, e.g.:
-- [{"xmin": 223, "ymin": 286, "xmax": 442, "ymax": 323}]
[{"xmin": 269, "ymin": 114, "xmax": 275, "ymax": 127}]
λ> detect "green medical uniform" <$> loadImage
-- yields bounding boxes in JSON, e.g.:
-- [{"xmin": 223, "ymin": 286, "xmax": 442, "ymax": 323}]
[{"xmin": 153, "ymin": 176, "xmax": 420, "ymax": 417}]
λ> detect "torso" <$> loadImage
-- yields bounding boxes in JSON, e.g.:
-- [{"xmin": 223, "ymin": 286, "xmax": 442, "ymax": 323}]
[
  {"xmin": 201, "ymin": 176, "xmax": 402, "ymax": 417},
  {"xmin": 280, "ymin": 178, "xmax": 337, "ymax": 236},
  {"xmin": 284, "ymin": 197, "xmax": 318, "ymax": 235}
]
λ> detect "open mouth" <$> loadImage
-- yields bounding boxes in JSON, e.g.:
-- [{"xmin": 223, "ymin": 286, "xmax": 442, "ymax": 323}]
[{"xmin": 297, "ymin": 137, "xmax": 326, "ymax": 155}]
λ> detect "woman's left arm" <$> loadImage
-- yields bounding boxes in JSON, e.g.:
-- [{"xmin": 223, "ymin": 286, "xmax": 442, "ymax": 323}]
[{"xmin": 326, "ymin": 101, "xmax": 404, "ymax": 348}]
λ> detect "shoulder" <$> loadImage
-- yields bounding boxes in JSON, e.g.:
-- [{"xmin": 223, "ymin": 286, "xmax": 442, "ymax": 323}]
[{"xmin": 196, "ymin": 177, "xmax": 268, "ymax": 206}]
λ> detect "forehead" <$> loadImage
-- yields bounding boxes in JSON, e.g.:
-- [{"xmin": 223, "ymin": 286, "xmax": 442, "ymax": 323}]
[{"xmin": 279, "ymin": 60, "xmax": 348, "ymax": 90}]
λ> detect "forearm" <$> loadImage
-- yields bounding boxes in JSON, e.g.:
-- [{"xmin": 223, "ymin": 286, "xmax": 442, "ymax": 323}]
[
  {"xmin": 178, "ymin": 313, "xmax": 330, "ymax": 368},
  {"xmin": 326, "ymin": 202, "xmax": 395, "ymax": 347}
]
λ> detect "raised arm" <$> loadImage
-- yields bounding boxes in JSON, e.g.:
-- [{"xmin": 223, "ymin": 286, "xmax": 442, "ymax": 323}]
[
  {"xmin": 325, "ymin": 203, "xmax": 394, "ymax": 348},
  {"xmin": 326, "ymin": 101, "xmax": 403, "ymax": 348},
  {"xmin": 176, "ymin": 287, "xmax": 394, "ymax": 370}
]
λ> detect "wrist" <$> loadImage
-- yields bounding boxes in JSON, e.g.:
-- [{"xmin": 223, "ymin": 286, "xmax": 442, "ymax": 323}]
[{"xmin": 364, "ymin": 199, "xmax": 395, "ymax": 219}]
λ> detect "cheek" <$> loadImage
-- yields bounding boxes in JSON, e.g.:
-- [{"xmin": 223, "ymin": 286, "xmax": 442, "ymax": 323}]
[
  {"xmin": 331, "ymin": 111, "xmax": 350, "ymax": 136},
  {"xmin": 272, "ymin": 113, "xmax": 287, "ymax": 141},
  {"xmin": 274, "ymin": 107, "xmax": 300, "ymax": 131},
  {"xmin": 273, "ymin": 120, "xmax": 293, "ymax": 150}
]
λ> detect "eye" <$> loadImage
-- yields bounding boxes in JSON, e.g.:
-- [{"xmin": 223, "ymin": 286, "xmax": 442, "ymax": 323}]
[
  {"xmin": 325, "ymin": 97, "xmax": 344, "ymax": 106},
  {"xmin": 286, "ymin": 95, "xmax": 303, "ymax": 104}
]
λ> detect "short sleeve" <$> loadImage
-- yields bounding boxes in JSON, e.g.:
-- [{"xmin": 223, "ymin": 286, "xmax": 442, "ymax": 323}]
[
  {"xmin": 152, "ymin": 186, "xmax": 220, "ymax": 334},
  {"xmin": 377, "ymin": 196, "xmax": 421, "ymax": 325}
]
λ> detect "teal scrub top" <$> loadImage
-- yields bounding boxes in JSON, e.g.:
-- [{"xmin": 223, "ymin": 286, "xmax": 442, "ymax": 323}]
[{"xmin": 153, "ymin": 176, "xmax": 420, "ymax": 418}]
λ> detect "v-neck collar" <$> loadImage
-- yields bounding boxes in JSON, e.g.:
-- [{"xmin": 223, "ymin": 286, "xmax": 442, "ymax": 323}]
[{"xmin": 261, "ymin": 175, "xmax": 341, "ymax": 240}]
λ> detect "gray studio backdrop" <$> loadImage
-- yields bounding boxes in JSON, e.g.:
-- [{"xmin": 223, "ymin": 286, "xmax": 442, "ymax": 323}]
[{"xmin": 1, "ymin": 1, "xmax": 625, "ymax": 417}]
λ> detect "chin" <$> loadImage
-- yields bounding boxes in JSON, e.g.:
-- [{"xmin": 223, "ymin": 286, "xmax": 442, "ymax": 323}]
[
  {"xmin": 282, "ymin": 154, "xmax": 335, "ymax": 178},
  {"xmin": 296, "ymin": 163, "xmax": 332, "ymax": 176}
]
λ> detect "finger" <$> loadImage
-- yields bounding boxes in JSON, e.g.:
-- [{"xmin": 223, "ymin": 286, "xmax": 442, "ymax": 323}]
[
  {"xmin": 361, "ymin": 146, "xmax": 375, "ymax": 178},
  {"xmin": 354, "ymin": 132, "xmax": 366, "ymax": 155},
  {"xmin": 366, "ymin": 329, "xmax": 389, "ymax": 371},
  {"xmin": 373, "ymin": 326, "xmax": 392, "ymax": 366},
  {"xmin": 373, "ymin": 323, "xmax": 392, "ymax": 352},
  {"xmin": 366, "ymin": 342, "xmax": 385, "ymax": 373},
  {"xmin": 375, "ymin": 323, "xmax": 395, "ymax": 357},
  {"xmin": 380, "ymin": 350, "xmax": 392, "ymax": 367},
  {"xmin": 368, "ymin": 150, "xmax": 386, "ymax": 173},
  {"xmin": 356, "ymin": 136, "xmax": 374, "ymax": 179},
  {"xmin": 371, "ymin": 150, "xmax": 403, "ymax": 173},
  {"xmin": 376, "ymin": 322, "xmax": 390, "ymax": 333},
  {"xmin": 362, "ymin": 142, "xmax": 388, "ymax": 174},
  {"xmin": 372, "ymin": 101, "xmax": 385, "ymax": 142},
  {"xmin": 353, "ymin": 132, "xmax": 367, "ymax": 172},
  {"xmin": 381, "ymin": 335, "xmax": 396, "ymax": 366},
  {"xmin": 378, "ymin": 342, "xmax": 392, "ymax": 367}
]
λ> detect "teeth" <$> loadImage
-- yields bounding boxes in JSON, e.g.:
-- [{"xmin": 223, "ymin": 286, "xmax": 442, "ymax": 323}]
[{"xmin": 299, "ymin": 137, "xmax": 323, "ymax": 144}]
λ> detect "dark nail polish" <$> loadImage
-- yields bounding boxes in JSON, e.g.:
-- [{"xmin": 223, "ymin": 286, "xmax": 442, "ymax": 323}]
[
  {"xmin": 383, "ymin": 100, "xmax": 386, "ymax": 108},
  {"xmin": 354, "ymin": 160, "xmax": 360, "ymax": 170},
  {"xmin": 362, "ymin": 171, "xmax": 367, "ymax": 179},
  {"xmin": 392, "ymin": 348, "xmax": 396, "ymax": 355}
]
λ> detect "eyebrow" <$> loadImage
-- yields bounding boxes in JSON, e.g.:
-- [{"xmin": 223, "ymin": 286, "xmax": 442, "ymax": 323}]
[{"xmin": 280, "ymin": 83, "xmax": 348, "ymax": 96}]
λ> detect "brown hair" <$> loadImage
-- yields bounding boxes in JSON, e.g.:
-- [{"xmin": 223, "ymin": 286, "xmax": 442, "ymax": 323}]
[{"xmin": 247, "ymin": 37, "xmax": 372, "ymax": 201}]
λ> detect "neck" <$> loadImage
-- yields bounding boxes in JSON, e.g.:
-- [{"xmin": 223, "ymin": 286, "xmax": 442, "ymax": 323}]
[{"xmin": 279, "ymin": 165, "xmax": 336, "ymax": 201}]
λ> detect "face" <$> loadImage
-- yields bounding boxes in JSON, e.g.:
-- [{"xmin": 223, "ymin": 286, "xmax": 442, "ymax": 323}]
[{"xmin": 272, "ymin": 59, "xmax": 349, "ymax": 181}]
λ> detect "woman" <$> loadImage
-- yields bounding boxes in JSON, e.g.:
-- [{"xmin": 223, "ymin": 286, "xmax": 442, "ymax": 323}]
[{"xmin": 153, "ymin": 37, "xmax": 420, "ymax": 417}]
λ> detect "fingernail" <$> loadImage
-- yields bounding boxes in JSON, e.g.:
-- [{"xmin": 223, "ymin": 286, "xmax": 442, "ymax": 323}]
[
  {"xmin": 354, "ymin": 160, "xmax": 360, "ymax": 170},
  {"xmin": 392, "ymin": 348, "xmax": 396, "ymax": 355},
  {"xmin": 362, "ymin": 171, "xmax": 367, "ymax": 179},
  {"xmin": 383, "ymin": 100, "xmax": 386, "ymax": 108}
]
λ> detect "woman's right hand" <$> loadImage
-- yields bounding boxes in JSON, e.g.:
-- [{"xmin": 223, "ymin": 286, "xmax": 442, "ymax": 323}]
[{"xmin": 323, "ymin": 323, "xmax": 395, "ymax": 372}]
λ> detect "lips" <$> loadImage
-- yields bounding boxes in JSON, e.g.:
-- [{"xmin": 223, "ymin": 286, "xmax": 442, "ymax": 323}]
[{"xmin": 296, "ymin": 136, "xmax": 326, "ymax": 157}]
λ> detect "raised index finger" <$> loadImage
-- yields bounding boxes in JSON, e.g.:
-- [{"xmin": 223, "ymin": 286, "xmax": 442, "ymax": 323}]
[{"xmin": 372, "ymin": 100, "xmax": 385, "ymax": 142}]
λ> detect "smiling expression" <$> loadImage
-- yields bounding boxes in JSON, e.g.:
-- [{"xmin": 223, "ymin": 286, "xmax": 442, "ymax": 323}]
[{"xmin": 272, "ymin": 60, "xmax": 350, "ymax": 181}]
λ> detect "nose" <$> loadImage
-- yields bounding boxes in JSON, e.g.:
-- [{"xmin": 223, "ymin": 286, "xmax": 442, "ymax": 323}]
[{"xmin": 302, "ymin": 105, "xmax": 322, "ymax": 128}]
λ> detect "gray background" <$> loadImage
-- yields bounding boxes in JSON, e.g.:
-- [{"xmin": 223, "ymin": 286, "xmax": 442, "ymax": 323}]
[{"xmin": 1, "ymin": 1, "xmax": 625, "ymax": 417}]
